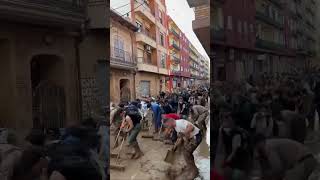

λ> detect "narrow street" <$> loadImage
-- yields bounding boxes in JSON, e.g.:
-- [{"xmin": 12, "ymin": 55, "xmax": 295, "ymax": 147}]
[{"xmin": 110, "ymin": 126, "xmax": 210, "ymax": 180}]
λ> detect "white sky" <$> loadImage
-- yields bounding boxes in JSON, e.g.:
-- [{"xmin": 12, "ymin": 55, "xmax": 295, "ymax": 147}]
[{"xmin": 166, "ymin": 0, "xmax": 209, "ymax": 60}]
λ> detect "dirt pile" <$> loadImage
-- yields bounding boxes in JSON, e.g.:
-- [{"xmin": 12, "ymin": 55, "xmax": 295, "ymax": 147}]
[{"xmin": 138, "ymin": 148, "xmax": 188, "ymax": 180}]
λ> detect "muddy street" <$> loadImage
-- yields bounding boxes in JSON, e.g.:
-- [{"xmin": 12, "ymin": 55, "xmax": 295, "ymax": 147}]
[{"xmin": 110, "ymin": 126, "xmax": 210, "ymax": 180}]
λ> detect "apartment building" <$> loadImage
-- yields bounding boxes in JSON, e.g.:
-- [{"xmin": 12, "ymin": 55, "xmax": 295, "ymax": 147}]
[
  {"xmin": 130, "ymin": 0, "xmax": 169, "ymax": 98},
  {"xmin": 208, "ymin": 0, "xmax": 318, "ymax": 82},
  {"xmin": 167, "ymin": 16, "xmax": 191, "ymax": 90},
  {"xmin": 189, "ymin": 43, "xmax": 201, "ymax": 84},
  {"xmin": 110, "ymin": 10, "xmax": 138, "ymax": 105}
]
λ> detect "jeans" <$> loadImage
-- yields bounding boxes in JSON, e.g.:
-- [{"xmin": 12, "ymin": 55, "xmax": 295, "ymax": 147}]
[{"xmin": 128, "ymin": 123, "xmax": 141, "ymax": 145}]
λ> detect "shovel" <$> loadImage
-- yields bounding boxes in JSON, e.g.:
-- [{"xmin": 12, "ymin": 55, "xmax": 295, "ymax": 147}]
[
  {"xmin": 164, "ymin": 137, "xmax": 182, "ymax": 164},
  {"xmin": 113, "ymin": 128, "xmax": 121, "ymax": 149}
]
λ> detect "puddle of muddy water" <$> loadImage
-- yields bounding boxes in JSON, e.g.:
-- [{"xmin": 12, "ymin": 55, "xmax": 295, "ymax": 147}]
[{"xmin": 194, "ymin": 122, "xmax": 210, "ymax": 180}]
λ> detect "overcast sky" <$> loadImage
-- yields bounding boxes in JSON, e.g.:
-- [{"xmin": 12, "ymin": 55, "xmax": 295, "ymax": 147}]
[{"xmin": 166, "ymin": 0, "xmax": 209, "ymax": 60}]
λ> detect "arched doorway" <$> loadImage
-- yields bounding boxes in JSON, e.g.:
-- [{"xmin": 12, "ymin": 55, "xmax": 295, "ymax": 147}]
[
  {"xmin": 120, "ymin": 79, "xmax": 130, "ymax": 103},
  {"xmin": 30, "ymin": 55, "xmax": 65, "ymax": 128}
]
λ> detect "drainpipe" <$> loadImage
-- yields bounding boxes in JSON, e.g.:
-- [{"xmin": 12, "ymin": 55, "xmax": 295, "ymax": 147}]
[
  {"xmin": 131, "ymin": 31, "xmax": 136, "ymax": 100},
  {"xmin": 75, "ymin": 34, "xmax": 83, "ymax": 121}
]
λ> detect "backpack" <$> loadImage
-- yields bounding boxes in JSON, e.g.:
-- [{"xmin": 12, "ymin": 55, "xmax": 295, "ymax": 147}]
[{"xmin": 125, "ymin": 106, "xmax": 142, "ymax": 122}]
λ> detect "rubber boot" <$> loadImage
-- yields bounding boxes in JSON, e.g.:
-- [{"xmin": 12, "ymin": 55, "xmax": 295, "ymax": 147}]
[
  {"xmin": 183, "ymin": 150, "xmax": 199, "ymax": 179},
  {"xmin": 133, "ymin": 142, "xmax": 144, "ymax": 159}
]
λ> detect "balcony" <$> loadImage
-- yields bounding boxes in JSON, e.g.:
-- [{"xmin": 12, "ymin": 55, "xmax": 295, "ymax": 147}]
[
  {"xmin": 171, "ymin": 55, "xmax": 181, "ymax": 64},
  {"xmin": 189, "ymin": 55, "xmax": 197, "ymax": 62},
  {"xmin": 171, "ymin": 42, "xmax": 180, "ymax": 51},
  {"xmin": 256, "ymin": 11, "xmax": 284, "ymax": 29},
  {"xmin": 269, "ymin": 0, "xmax": 284, "ymax": 8},
  {"xmin": 134, "ymin": 0, "xmax": 156, "ymax": 24},
  {"xmin": 0, "ymin": 0, "xmax": 86, "ymax": 27},
  {"xmin": 213, "ymin": 29, "xmax": 225, "ymax": 41},
  {"xmin": 170, "ymin": 28, "xmax": 180, "ymax": 38},
  {"xmin": 187, "ymin": 0, "xmax": 209, "ymax": 7},
  {"xmin": 171, "ymin": 70, "xmax": 181, "ymax": 76},
  {"xmin": 137, "ymin": 61, "xmax": 158, "ymax": 73},
  {"xmin": 136, "ymin": 29, "xmax": 157, "ymax": 48},
  {"xmin": 256, "ymin": 38, "xmax": 285, "ymax": 51},
  {"xmin": 111, "ymin": 46, "xmax": 136, "ymax": 70},
  {"xmin": 159, "ymin": 68, "xmax": 168, "ymax": 75}
]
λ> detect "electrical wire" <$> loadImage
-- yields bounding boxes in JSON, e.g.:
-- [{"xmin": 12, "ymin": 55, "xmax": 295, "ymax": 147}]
[
  {"xmin": 112, "ymin": 2, "xmax": 130, "ymax": 10},
  {"xmin": 121, "ymin": 0, "xmax": 145, "ymax": 17}
]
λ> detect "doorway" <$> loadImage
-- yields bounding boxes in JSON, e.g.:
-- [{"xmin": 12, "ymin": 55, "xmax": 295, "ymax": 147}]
[
  {"xmin": 31, "ymin": 55, "xmax": 65, "ymax": 128},
  {"xmin": 120, "ymin": 79, "xmax": 130, "ymax": 103}
]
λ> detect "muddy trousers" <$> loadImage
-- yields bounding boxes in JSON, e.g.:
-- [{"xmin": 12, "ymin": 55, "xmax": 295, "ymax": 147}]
[
  {"xmin": 283, "ymin": 155, "xmax": 318, "ymax": 180},
  {"xmin": 183, "ymin": 132, "xmax": 202, "ymax": 178},
  {"xmin": 195, "ymin": 112, "xmax": 209, "ymax": 132}
]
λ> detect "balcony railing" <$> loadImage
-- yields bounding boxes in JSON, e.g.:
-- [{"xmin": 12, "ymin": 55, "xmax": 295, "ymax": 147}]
[
  {"xmin": 170, "ymin": 28, "xmax": 180, "ymax": 38},
  {"xmin": 0, "ymin": 0, "xmax": 86, "ymax": 26},
  {"xmin": 137, "ymin": 28, "xmax": 157, "ymax": 41},
  {"xmin": 213, "ymin": 29, "xmax": 225, "ymax": 41},
  {"xmin": 171, "ymin": 70, "xmax": 181, "ymax": 76},
  {"xmin": 111, "ymin": 47, "xmax": 136, "ymax": 68},
  {"xmin": 171, "ymin": 55, "xmax": 181, "ymax": 63},
  {"xmin": 171, "ymin": 42, "xmax": 180, "ymax": 51},
  {"xmin": 269, "ymin": 0, "xmax": 284, "ymax": 8},
  {"xmin": 189, "ymin": 47, "xmax": 198, "ymax": 56},
  {"xmin": 255, "ymin": 38, "xmax": 285, "ymax": 50},
  {"xmin": 256, "ymin": 10, "xmax": 284, "ymax": 29}
]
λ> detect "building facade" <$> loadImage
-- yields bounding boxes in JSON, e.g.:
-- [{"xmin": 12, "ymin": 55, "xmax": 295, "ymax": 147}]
[
  {"xmin": 110, "ymin": 10, "xmax": 138, "ymax": 105},
  {"xmin": 208, "ymin": 0, "xmax": 318, "ymax": 82},
  {"xmin": 131, "ymin": 0, "xmax": 169, "ymax": 98},
  {"xmin": 0, "ymin": 1, "xmax": 86, "ymax": 128},
  {"xmin": 167, "ymin": 16, "xmax": 192, "ymax": 90},
  {"xmin": 79, "ymin": 0, "xmax": 108, "ymax": 120}
]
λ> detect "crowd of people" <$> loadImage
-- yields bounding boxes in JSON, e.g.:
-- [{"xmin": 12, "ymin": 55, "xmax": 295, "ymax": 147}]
[
  {"xmin": 0, "ymin": 119, "xmax": 107, "ymax": 180},
  {"xmin": 212, "ymin": 72, "xmax": 320, "ymax": 180},
  {"xmin": 110, "ymin": 85, "xmax": 210, "ymax": 180}
]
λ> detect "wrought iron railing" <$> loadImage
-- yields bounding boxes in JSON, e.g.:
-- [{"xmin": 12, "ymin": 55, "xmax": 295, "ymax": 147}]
[
  {"xmin": 110, "ymin": 46, "xmax": 136, "ymax": 66},
  {"xmin": 255, "ymin": 38, "xmax": 285, "ymax": 50},
  {"xmin": 256, "ymin": 10, "xmax": 284, "ymax": 29},
  {"xmin": 171, "ymin": 42, "xmax": 180, "ymax": 51},
  {"xmin": 137, "ymin": 28, "xmax": 157, "ymax": 41},
  {"xmin": 171, "ymin": 55, "xmax": 180, "ymax": 63},
  {"xmin": 170, "ymin": 28, "xmax": 180, "ymax": 38}
]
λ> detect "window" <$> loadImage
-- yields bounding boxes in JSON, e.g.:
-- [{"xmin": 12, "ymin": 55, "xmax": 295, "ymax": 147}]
[
  {"xmin": 160, "ymin": 32, "xmax": 164, "ymax": 46},
  {"xmin": 140, "ymin": 81, "xmax": 150, "ymax": 97},
  {"xmin": 228, "ymin": 16, "xmax": 233, "ymax": 30},
  {"xmin": 159, "ymin": 11, "xmax": 163, "ymax": 24},
  {"xmin": 114, "ymin": 36, "xmax": 124, "ymax": 60},
  {"xmin": 250, "ymin": 24, "xmax": 254, "ymax": 33},
  {"xmin": 136, "ymin": 21, "xmax": 142, "ymax": 32},
  {"xmin": 161, "ymin": 52, "xmax": 166, "ymax": 68},
  {"xmin": 244, "ymin": 21, "xmax": 248, "ymax": 35},
  {"xmin": 146, "ymin": 51, "xmax": 152, "ymax": 64},
  {"xmin": 238, "ymin": 21, "xmax": 242, "ymax": 33}
]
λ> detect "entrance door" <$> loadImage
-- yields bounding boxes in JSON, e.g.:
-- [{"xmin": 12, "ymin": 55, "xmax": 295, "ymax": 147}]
[
  {"xmin": 31, "ymin": 55, "xmax": 65, "ymax": 128},
  {"xmin": 120, "ymin": 79, "xmax": 131, "ymax": 103},
  {"xmin": 140, "ymin": 81, "xmax": 150, "ymax": 98}
]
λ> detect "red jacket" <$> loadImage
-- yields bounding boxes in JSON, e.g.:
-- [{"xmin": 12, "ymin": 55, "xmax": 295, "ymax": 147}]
[{"xmin": 163, "ymin": 113, "xmax": 180, "ymax": 120}]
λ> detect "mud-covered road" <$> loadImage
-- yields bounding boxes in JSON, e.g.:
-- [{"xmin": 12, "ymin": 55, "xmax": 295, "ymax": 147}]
[{"xmin": 110, "ymin": 127, "xmax": 210, "ymax": 180}]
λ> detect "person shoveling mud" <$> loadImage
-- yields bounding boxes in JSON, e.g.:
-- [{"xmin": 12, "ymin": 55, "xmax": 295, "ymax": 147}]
[{"xmin": 162, "ymin": 118, "xmax": 203, "ymax": 179}]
